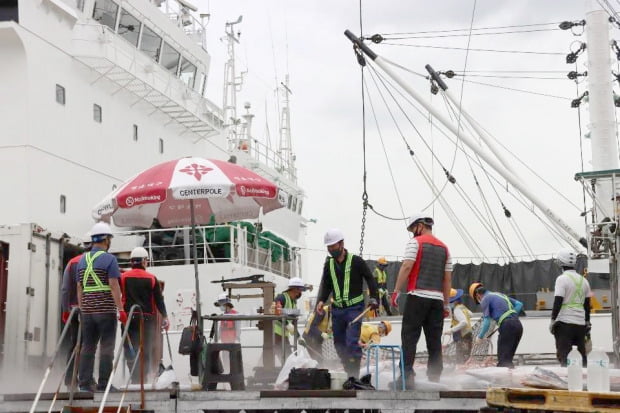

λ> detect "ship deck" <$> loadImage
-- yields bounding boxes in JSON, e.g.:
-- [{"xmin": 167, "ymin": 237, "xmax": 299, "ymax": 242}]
[{"xmin": 0, "ymin": 389, "xmax": 488, "ymax": 412}]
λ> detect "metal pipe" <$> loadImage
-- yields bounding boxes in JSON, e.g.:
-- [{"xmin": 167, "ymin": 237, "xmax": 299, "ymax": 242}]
[{"xmin": 43, "ymin": 233, "xmax": 51, "ymax": 359}]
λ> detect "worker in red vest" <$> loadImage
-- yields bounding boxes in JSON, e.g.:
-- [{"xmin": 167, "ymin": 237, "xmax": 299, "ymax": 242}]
[
  {"xmin": 214, "ymin": 293, "xmax": 240, "ymax": 343},
  {"xmin": 120, "ymin": 247, "xmax": 169, "ymax": 384}
]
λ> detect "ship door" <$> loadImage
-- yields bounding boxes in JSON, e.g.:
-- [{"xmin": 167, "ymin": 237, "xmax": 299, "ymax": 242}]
[{"xmin": 0, "ymin": 242, "xmax": 8, "ymax": 367}]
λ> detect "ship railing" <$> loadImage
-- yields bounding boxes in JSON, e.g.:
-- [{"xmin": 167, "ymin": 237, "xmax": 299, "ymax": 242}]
[
  {"xmin": 158, "ymin": 0, "xmax": 207, "ymax": 49},
  {"xmin": 124, "ymin": 224, "xmax": 295, "ymax": 278},
  {"xmin": 229, "ymin": 137, "xmax": 297, "ymax": 182}
]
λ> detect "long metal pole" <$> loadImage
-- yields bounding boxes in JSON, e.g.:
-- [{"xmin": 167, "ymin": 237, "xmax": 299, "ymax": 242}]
[
  {"xmin": 344, "ymin": 30, "xmax": 587, "ymax": 251},
  {"xmin": 190, "ymin": 199, "xmax": 203, "ymax": 332}
]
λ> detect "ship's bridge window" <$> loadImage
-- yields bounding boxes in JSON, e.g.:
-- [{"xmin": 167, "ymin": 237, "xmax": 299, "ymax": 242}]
[
  {"xmin": 160, "ymin": 42, "xmax": 180, "ymax": 74},
  {"xmin": 55, "ymin": 84, "xmax": 65, "ymax": 105},
  {"xmin": 133, "ymin": 124, "xmax": 138, "ymax": 141},
  {"xmin": 298, "ymin": 200, "xmax": 303, "ymax": 215},
  {"xmin": 60, "ymin": 195, "xmax": 66, "ymax": 214},
  {"xmin": 195, "ymin": 72, "xmax": 206, "ymax": 95},
  {"xmin": 140, "ymin": 25, "xmax": 162, "ymax": 62},
  {"xmin": 92, "ymin": 0, "xmax": 119, "ymax": 32},
  {"xmin": 93, "ymin": 104, "xmax": 102, "ymax": 123},
  {"xmin": 292, "ymin": 196, "xmax": 297, "ymax": 213},
  {"xmin": 179, "ymin": 57, "xmax": 197, "ymax": 89},
  {"xmin": 159, "ymin": 138, "xmax": 164, "ymax": 154},
  {"xmin": 117, "ymin": 8, "xmax": 141, "ymax": 47}
]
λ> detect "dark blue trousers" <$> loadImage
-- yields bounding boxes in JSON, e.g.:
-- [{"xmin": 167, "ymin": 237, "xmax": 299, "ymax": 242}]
[
  {"xmin": 497, "ymin": 317, "xmax": 523, "ymax": 368},
  {"xmin": 79, "ymin": 313, "xmax": 117, "ymax": 388},
  {"xmin": 332, "ymin": 303, "xmax": 364, "ymax": 364}
]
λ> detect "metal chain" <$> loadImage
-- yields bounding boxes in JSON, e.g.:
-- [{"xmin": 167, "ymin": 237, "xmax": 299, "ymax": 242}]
[{"xmin": 360, "ymin": 190, "xmax": 368, "ymax": 255}]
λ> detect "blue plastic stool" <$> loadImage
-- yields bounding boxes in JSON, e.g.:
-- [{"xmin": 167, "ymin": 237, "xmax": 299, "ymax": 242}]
[{"xmin": 365, "ymin": 344, "xmax": 405, "ymax": 390}]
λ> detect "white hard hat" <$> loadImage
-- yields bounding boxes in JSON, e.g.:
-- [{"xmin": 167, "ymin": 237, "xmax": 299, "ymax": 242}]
[
  {"xmin": 90, "ymin": 222, "xmax": 113, "ymax": 241},
  {"xmin": 214, "ymin": 292, "xmax": 232, "ymax": 307},
  {"xmin": 406, "ymin": 213, "xmax": 434, "ymax": 229},
  {"xmin": 556, "ymin": 248, "xmax": 577, "ymax": 267},
  {"xmin": 324, "ymin": 228, "xmax": 344, "ymax": 246},
  {"xmin": 82, "ymin": 232, "xmax": 92, "ymax": 245},
  {"xmin": 130, "ymin": 247, "xmax": 149, "ymax": 260},
  {"xmin": 288, "ymin": 277, "xmax": 306, "ymax": 291}
]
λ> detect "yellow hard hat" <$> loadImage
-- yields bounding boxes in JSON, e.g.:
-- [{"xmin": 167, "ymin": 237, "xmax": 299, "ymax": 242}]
[
  {"xmin": 380, "ymin": 320, "xmax": 392, "ymax": 335},
  {"xmin": 377, "ymin": 257, "xmax": 387, "ymax": 265},
  {"xmin": 469, "ymin": 282, "xmax": 484, "ymax": 303}
]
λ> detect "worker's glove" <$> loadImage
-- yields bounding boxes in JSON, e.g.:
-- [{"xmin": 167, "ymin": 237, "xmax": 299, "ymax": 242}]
[
  {"xmin": 474, "ymin": 337, "xmax": 483, "ymax": 346},
  {"xmin": 585, "ymin": 321, "xmax": 592, "ymax": 334},
  {"xmin": 61, "ymin": 311, "xmax": 70, "ymax": 324},
  {"xmin": 286, "ymin": 323, "xmax": 295, "ymax": 334},
  {"xmin": 368, "ymin": 298, "xmax": 379, "ymax": 310},
  {"xmin": 549, "ymin": 320, "xmax": 557, "ymax": 335},
  {"xmin": 118, "ymin": 310, "xmax": 128, "ymax": 325},
  {"xmin": 391, "ymin": 292, "xmax": 399, "ymax": 308},
  {"xmin": 443, "ymin": 305, "xmax": 451, "ymax": 319},
  {"xmin": 162, "ymin": 317, "xmax": 170, "ymax": 331},
  {"xmin": 321, "ymin": 332, "xmax": 330, "ymax": 340}
]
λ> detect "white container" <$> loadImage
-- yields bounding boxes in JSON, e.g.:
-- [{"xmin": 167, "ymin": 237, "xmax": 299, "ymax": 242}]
[
  {"xmin": 587, "ymin": 347, "xmax": 610, "ymax": 392},
  {"xmin": 567, "ymin": 345, "xmax": 583, "ymax": 391},
  {"xmin": 330, "ymin": 371, "xmax": 347, "ymax": 390}
]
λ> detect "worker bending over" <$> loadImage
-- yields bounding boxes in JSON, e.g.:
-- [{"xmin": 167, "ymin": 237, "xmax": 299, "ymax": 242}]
[
  {"xmin": 443, "ymin": 288, "xmax": 473, "ymax": 363},
  {"xmin": 274, "ymin": 277, "xmax": 307, "ymax": 360},
  {"xmin": 359, "ymin": 320, "xmax": 392, "ymax": 348}
]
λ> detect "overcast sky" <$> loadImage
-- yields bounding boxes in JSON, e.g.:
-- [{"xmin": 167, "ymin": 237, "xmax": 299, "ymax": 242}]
[{"xmin": 198, "ymin": 0, "xmax": 615, "ymax": 287}]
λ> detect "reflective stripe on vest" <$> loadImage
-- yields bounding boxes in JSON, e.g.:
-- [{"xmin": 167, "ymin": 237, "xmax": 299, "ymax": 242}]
[
  {"xmin": 374, "ymin": 268, "xmax": 387, "ymax": 284},
  {"xmin": 82, "ymin": 251, "xmax": 110, "ymax": 293},
  {"xmin": 329, "ymin": 254, "xmax": 363, "ymax": 307},
  {"xmin": 274, "ymin": 292, "xmax": 294, "ymax": 337},
  {"xmin": 490, "ymin": 292, "xmax": 517, "ymax": 326},
  {"xmin": 561, "ymin": 272, "xmax": 585, "ymax": 309}
]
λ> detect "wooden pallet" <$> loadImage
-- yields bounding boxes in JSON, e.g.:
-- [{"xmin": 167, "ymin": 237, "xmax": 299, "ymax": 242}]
[{"xmin": 487, "ymin": 387, "xmax": 620, "ymax": 412}]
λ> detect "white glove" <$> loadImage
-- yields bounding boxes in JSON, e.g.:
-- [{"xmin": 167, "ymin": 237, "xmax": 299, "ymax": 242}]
[
  {"xmin": 443, "ymin": 329, "xmax": 452, "ymax": 336},
  {"xmin": 321, "ymin": 332, "xmax": 329, "ymax": 339},
  {"xmin": 286, "ymin": 324, "xmax": 295, "ymax": 333}
]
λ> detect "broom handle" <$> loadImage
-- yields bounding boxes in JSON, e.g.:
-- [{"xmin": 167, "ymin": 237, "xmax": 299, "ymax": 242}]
[
  {"xmin": 349, "ymin": 306, "xmax": 372, "ymax": 325},
  {"xmin": 165, "ymin": 330, "xmax": 173, "ymax": 362}
]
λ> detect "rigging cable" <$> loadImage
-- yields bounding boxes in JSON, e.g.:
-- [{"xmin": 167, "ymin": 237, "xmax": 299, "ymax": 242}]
[
  {"xmin": 383, "ymin": 27, "xmax": 561, "ymax": 40},
  {"xmin": 369, "ymin": 62, "xmax": 578, "ymax": 251},
  {"xmin": 380, "ymin": 22, "xmax": 563, "ymax": 37},
  {"xmin": 362, "ymin": 79, "xmax": 406, "ymax": 219},
  {"xmin": 366, "ymin": 65, "xmax": 487, "ymax": 258},
  {"xmin": 379, "ymin": 42, "xmax": 565, "ymax": 56}
]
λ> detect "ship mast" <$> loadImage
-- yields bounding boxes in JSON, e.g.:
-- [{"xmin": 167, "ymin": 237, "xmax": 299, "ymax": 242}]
[
  {"xmin": 278, "ymin": 75, "xmax": 296, "ymax": 182},
  {"xmin": 222, "ymin": 15, "xmax": 243, "ymax": 138}
]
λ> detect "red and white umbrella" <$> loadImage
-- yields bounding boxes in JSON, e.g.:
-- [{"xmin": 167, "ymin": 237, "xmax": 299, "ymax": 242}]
[
  {"xmin": 93, "ymin": 157, "xmax": 284, "ymax": 227},
  {"xmin": 92, "ymin": 156, "xmax": 284, "ymax": 325}
]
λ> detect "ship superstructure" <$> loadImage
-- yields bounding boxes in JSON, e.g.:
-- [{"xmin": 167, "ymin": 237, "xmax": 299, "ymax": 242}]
[{"xmin": 0, "ymin": 0, "xmax": 306, "ymax": 377}]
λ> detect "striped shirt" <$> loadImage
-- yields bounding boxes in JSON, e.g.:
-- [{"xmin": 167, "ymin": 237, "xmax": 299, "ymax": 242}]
[
  {"xmin": 403, "ymin": 237, "xmax": 453, "ymax": 301},
  {"xmin": 77, "ymin": 247, "xmax": 121, "ymax": 314}
]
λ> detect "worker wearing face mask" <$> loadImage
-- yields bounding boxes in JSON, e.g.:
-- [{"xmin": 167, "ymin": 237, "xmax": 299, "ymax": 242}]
[
  {"xmin": 316, "ymin": 229, "xmax": 379, "ymax": 379},
  {"xmin": 273, "ymin": 277, "xmax": 307, "ymax": 361},
  {"xmin": 214, "ymin": 293, "xmax": 240, "ymax": 343}
]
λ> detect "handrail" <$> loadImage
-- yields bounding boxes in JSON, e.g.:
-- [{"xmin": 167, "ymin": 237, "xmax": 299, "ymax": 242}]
[
  {"xmin": 98, "ymin": 304, "xmax": 145, "ymax": 413},
  {"xmin": 29, "ymin": 306, "xmax": 80, "ymax": 413},
  {"xmin": 47, "ymin": 330, "xmax": 82, "ymax": 413}
]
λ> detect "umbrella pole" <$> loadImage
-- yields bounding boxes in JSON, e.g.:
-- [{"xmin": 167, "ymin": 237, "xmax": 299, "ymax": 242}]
[{"xmin": 190, "ymin": 200, "xmax": 203, "ymax": 332}]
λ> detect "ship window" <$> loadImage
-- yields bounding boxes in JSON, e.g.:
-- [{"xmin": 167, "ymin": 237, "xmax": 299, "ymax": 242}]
[
  {"xmin": 117, "ymin": 8, "xmax": 141, "ymax": 47},
  {"xmin": 159, "ymin": 138, "xmax": 164, "ymax": 154},
  {"xmin": 179, "ymin": 57, "xmax": 197, "ymax": 88},
  {"xmin": 92, "ymin": 0, "xmax": 119, "ymax": 31},
  {"xmin": 133, "ymin": 124, "xmax": 138, "ymax": 141},
  {"xmin": 140, "ymin": 25, "xmax": 162, "ymax": 62},
  {"xmin": 292, "ymin": 197, "xmax": 297, "ymax": 212},
  {"xmin": 160, "ymin": 42, "xmax": 180, "ymax": 74},
  {"xmin": 288, "ymin": 194, "xmax": 293, "ymax": 209},
  {"xmin": 195, "ymin": 72, "xmax": 206, "ymax": 94},
  {"xmin": 55, "ymin": 84, "xmax": 65, "ymax": 105},
  {"xmin": 0, "ymin": 0, "xmax": 18, "ymax": 23},
  {"xmin": 60, "ymin": 195, "xmax": 66, "ymax": 214},
  {"xmin": 93, "ymin": 104, "xmax": 102, "ymax": 123},
  {"xmin": 112, "ymin": 184, "xmax": 117, "ymax": 190},
  {"xmin": 77, "ymin": 0, "xmax": 85, "ymax": 12},
  {"xmin": 298, "ymin": 200, "xmax": 303, "ymax": 215}
]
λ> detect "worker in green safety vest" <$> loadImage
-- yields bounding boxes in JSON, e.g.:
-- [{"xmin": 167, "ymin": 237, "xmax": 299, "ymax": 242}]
[
  {"xmin": 550, "ymin": 248, "xmax": 591, "ymax": 367},
  {"xmin": 274, "ymin": 277, "xmax": 307, "ymax": 361},
  {"xmin": 316, "ymin": 228, "xmax": 379, "ymax": 379},
  {"xmin": 373, "ymin": 257, "xmax": 392, "ymax": 316}
]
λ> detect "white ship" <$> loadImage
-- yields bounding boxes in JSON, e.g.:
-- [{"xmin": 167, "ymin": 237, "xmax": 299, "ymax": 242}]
[{"xmin": 0, "ymin": 0, "xmax": 307, "ymax": 389}]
